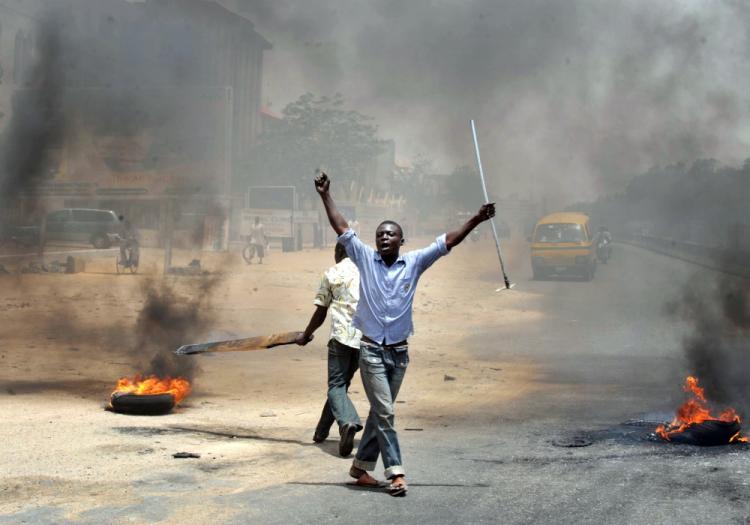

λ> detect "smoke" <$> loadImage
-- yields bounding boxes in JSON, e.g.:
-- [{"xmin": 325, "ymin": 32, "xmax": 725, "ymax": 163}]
[
  {"xmin": 0, "ymin": 2, "xmax": 235, "ymax": 384},
  {"xmin": 226, "ymin": 0, "xmax": 750, "ymax": 204},
  {"xmin": 666, "ymin": 270, "xmax": 750, "ymax": 415},
  {"xmin": 0, "ymin": 14, "xmax": 65, "ymax": 210},
  {"xmin": 130, "ymin": 276, "xmax": 222, "ymax": 380},
  {"xmin": 0, "ymin": 1, "xmax": 229, "ymax": 221}
]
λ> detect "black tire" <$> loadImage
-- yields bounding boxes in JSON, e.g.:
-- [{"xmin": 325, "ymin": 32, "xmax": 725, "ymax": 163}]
[
  {"xmin": 242, "ymin": 244, "xmax": 256, "ymax": 264},
  {"xmin": 91, "ymin": 233, "xmax": 110, "ymax": 249},
  {"xmin": 110, "ymin": 392, "xmax": 176, "ymax": 415},
  {"xmin": 129, "ymin": 247, "xmax": 140, "ymax": 274},
  {"xmin": 667, "ymin": 420, "xmax": 741, "ymax": 446}
]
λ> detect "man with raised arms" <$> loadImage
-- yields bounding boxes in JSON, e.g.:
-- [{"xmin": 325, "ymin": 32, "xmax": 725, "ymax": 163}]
[{"xmin": 314, "ymin": 171, "xmax": 495, "ymax": 497}]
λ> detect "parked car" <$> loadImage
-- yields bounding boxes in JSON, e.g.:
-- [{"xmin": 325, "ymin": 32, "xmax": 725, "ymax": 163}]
[
  {"xmin": 21, "ymin": 208, "xmax": 121, "ymax": 249},
  {"xmin": 529, "ymin": 212, "xmax": 597, "ymax": 280}
]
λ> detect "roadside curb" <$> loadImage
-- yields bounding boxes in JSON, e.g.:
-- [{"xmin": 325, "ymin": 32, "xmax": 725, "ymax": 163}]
[{"xmin": 617, "ymin": 238, "xmax": 750, "ymax": 279}]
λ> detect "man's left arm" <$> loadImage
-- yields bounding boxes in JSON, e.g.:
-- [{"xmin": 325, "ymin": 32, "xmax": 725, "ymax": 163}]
[{"xmin": 445, "ymin": 203, "xmax": 495, "ymax": 249}]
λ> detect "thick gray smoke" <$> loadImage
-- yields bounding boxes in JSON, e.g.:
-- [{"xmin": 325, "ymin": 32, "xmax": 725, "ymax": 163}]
[
  {"xmin": 226, "ymin": 0, "xmax": 750, "ymax": 204},
  {"xmin": 666, "ymin": 271, "xmax": 750, "ymax": 416},
  {"xmin": 1, "ymin": 1, "xmax": 224, "ymax": 217},
  {"xmin": 0, "ymin": 15, "xmax": 65, "ymax": 208},
  {"xmin": 133, "ymin": 277, "xmax": 221, "ymax": 380},
  {"xmin": 0, "ymin": 1, "xmax": 229, "ymax": 381}
]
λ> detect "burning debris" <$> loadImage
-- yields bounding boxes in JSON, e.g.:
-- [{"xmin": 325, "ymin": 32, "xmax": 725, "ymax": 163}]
[
  {"xmin": 656, "ymin": 376, "xmax": 748, "ymax": 446},
  {"xmin": 167, "ymin": 259, "xmax": 207, "ymax": 276},
  {"xmin": 106, "ymin": 277, "xmax": 219, "ymax": 413},
  {"xmin": 109, "ymin": 375, "xmax": 191, "ymax": 415}
]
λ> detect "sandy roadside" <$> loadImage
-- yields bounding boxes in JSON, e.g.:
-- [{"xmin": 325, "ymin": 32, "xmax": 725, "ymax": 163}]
[{"xmin": 0, "ymin": 237, "xmax": 542, "ymax": 520}]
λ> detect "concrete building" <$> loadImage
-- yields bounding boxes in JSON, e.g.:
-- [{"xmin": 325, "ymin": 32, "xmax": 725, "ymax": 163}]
[
  {"xmin": 0, "ymin": 0, "xmax": 42, "ymax": 140},
  {"xmin": 4, "ymin": 0, "xmax": 270, "ymax": 248}
]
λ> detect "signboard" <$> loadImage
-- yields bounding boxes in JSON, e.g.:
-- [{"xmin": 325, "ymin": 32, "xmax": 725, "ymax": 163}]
[
  {"xmin": 241, "ymin": 208, "xmax": 293, "ymax": 238},
  {"xmin": 247, "ymin": 186, "xmax": 295, "ymax": 210},
  {"xmin": 244, "ymin": 186, "xmax": 296, "ymax": 238}
]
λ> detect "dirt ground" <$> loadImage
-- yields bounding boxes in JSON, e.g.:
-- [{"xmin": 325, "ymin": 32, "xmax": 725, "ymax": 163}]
[{"xmin": 1, "ymin": 237, "xmax": 540, "ymax": 523}]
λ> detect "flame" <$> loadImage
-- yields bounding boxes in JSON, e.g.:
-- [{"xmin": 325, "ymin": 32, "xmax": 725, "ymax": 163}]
[
  {"xmin": 112, "ymin": 375, "xmax": 191, "ymax": 404},
  {"xmin": 656, "ymin": 376, "xmax": 748, "ymax": 443}
]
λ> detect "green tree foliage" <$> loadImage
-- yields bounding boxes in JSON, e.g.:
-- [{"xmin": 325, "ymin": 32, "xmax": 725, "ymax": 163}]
[
  {"xmin": 572, "ymin": 158, "xmax": 750, "ymax": 246},
  {"xmin": 391, "ymin": 155, "xmax": 439, "ymax": 214},
  {"xmin": 245, "ymin": 93, "xmax": 386, "ymax": 194}
]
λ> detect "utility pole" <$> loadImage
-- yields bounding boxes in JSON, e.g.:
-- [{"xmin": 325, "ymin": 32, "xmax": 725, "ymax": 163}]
[{"xmin": 162, "ymin": 199, "xmax": 174, "ymax": 274}]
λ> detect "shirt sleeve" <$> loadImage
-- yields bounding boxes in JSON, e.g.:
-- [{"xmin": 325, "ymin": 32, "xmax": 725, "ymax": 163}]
[
  {"xmin": 413, "ymin": 233, "xmax": 450, "ymax": 274},
  {"xmin": 313, "ymin": 271, "xmax": 333, "ymax": 307},
  {"xmin": 337, "ymin": 228, "xmax": 372, "ymax": 266}
]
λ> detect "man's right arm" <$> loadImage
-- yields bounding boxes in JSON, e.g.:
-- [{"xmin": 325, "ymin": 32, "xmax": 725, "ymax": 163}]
[
  {"xmin": 297, "ymin": 270, "xmax": 333, "ymax": 346},
  {"xmin": 296, "ymin": 305, "xmax": 328, "ymax": 345},
  {"xmin": 314, "ymin": 171, "xmax": 348, "ymax": 236}
]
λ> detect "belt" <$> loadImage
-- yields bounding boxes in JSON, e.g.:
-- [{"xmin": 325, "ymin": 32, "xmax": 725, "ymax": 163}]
[{"xmin": 361, "ymin": 335, "xmax": 408, "ymax": 348}]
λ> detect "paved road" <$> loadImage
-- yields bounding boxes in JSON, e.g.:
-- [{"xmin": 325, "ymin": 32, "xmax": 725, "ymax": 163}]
[
  {"xmin": 220, "ymin": 245, "xmax": 749, "ymax": 525},
  {"xmin": 2, "ymin": 243, "xmax": 748, "ymax": 524}
]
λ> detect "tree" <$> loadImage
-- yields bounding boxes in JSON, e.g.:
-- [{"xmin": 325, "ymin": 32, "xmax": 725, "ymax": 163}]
[
  {"xmin": 391, "ymin": 154, "xmax": 439, "ymax": 214},
  {"xmin": 244, "ymin": 93, "xmax": 386, "ymax": 196}
]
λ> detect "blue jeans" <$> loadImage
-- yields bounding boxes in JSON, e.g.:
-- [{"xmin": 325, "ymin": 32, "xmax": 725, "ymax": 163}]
[
  {"xmin": 314, "ymin": 339, "xmax": 362, "ymax": 438},
  {"xmin": 352, "ymin": 340, "xmax": 409, "ymax": 479}
]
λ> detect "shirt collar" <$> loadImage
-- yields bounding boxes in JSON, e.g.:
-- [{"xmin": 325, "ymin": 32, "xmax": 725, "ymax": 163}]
[{"xmin": 373, "ymin": 251, "xmax": 406, "ymax": 264}]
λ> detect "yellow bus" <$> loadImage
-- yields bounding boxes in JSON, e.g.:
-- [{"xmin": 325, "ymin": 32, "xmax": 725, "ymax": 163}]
[{"xmin": 530, "ymin": 212, "xmax": 596, "ymax": 280}]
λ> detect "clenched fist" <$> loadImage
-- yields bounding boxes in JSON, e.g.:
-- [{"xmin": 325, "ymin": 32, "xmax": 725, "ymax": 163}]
[
  {"xmin": 477, "ymin": 202, "xmax": 496, "ymax": 222},
  {"xmin": 295, "ymin": 332, "xmax": 314, "ymax": 346},
  {"xmin": 314, "ymin": 170, "xmax": 330, "ymax": 195}
]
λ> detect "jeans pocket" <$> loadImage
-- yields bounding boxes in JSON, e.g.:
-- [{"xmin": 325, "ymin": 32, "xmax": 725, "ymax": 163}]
[
  {"xmin": 328, "ymin": 339, "xmax": 346, "ymax": 357},
  {"xmin": 363, "ymin": 355, "xmax": 382, "ymax": 365},
  {"xmin": 360, "ymin": 346, "xmax": 383, "ymax": 366},
  {"xmin": 395, "ymin": 352, "xmax": 409, "ymax": 368}
]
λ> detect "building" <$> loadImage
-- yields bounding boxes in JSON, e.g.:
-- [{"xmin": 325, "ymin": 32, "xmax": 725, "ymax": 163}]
[
  {"xmin": 5, "ymin": 0, "xmax": 270, "ymax": 248},
  {"xmin": 0, "ymin": 0, "xmax": 42, "ymax": 158}
]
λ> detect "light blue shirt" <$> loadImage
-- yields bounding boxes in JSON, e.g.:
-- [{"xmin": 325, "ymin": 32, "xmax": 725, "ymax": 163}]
[{"xmin": 338, "ymin": 228, "xmax": 450, "ymax": 344}]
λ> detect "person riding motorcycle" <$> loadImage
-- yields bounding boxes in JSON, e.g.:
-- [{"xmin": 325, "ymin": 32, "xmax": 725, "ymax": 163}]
[{"xmin": 596, "ymin": 226, "xmax": 612, "ymax": 262}]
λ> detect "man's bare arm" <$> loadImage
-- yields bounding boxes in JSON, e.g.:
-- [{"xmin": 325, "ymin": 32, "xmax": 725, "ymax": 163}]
[
  {"xmin": 445, "ymin": 203, "xmax": 496, "ymax": 249},
  {"xmin": 295, "ymin": 305, "xmax": 328, "ymax": 345},
  {"xmin": 314, "ymin": 172, "xmax": 349, "ymax": 236}
]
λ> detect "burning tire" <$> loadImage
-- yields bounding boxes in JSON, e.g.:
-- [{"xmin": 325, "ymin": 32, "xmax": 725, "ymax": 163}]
[
  {"xmin": 667, "ymin": 419, "xmax": 741, "ymax": 447},
  {"xmin": 108, "ymin": 375, "xmax": 190, "ymax": 415},
  {"xmin": 110, "ymin": 392, "xmax": 176, "ymax": 415},
  {"xmin": 656, "ymin": 376, "xmax": 748, "ymax": 446}
]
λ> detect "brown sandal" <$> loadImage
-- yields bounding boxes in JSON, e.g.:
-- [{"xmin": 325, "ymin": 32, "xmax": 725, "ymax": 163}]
[
  {"xmin": 349, "ymin": 466, "xmax": 380, "ymax": 487},
  {"xmin": 387, "ymin": 475, "xmax": 408, "ymax": 497}
]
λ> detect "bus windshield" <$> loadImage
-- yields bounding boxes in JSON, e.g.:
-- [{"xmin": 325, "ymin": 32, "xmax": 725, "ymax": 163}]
[{"xmin": 533, "ymin": 223, "xmax": 585, "ymax": 243}]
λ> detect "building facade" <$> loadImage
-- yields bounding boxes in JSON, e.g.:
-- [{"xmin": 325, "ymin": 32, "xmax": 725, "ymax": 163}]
[
  {"xmin": 0, "ymin": 0, "xmax": 41, "ymax": 147},
  {"xmin": 4, "ymin": 0, "xmax": 270, "ymax": 248}
]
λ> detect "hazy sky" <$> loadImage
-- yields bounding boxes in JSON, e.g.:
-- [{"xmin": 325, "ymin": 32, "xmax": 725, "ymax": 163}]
[{"xmin": 222, "ymin": 0, "xmax": 750, "ymax": 203}]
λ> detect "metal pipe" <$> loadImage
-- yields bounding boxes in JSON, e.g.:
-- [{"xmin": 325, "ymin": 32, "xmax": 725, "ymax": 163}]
[{"xmin": 470, "ymin": 119, "xmax": 512, "ymax": 290}]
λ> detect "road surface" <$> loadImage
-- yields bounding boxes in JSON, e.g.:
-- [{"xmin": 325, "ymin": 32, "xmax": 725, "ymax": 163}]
[{"xmin": 1, "ymin": 241, "xmax": 748, "ymax": 524}]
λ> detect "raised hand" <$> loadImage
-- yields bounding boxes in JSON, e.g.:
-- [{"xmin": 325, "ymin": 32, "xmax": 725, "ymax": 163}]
[
  {"xmin": 477, "ymin": 202, "xmax": 496, "ymax": 222},
  {"xmin": 314, "ymin": 171, "xmax": 330, "ymax": 195}
]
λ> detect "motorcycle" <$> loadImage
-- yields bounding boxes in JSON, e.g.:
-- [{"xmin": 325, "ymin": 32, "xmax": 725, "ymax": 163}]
[{"xmin": 596, "ymin": 238, "xmax": 612, "ymax": 264}]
